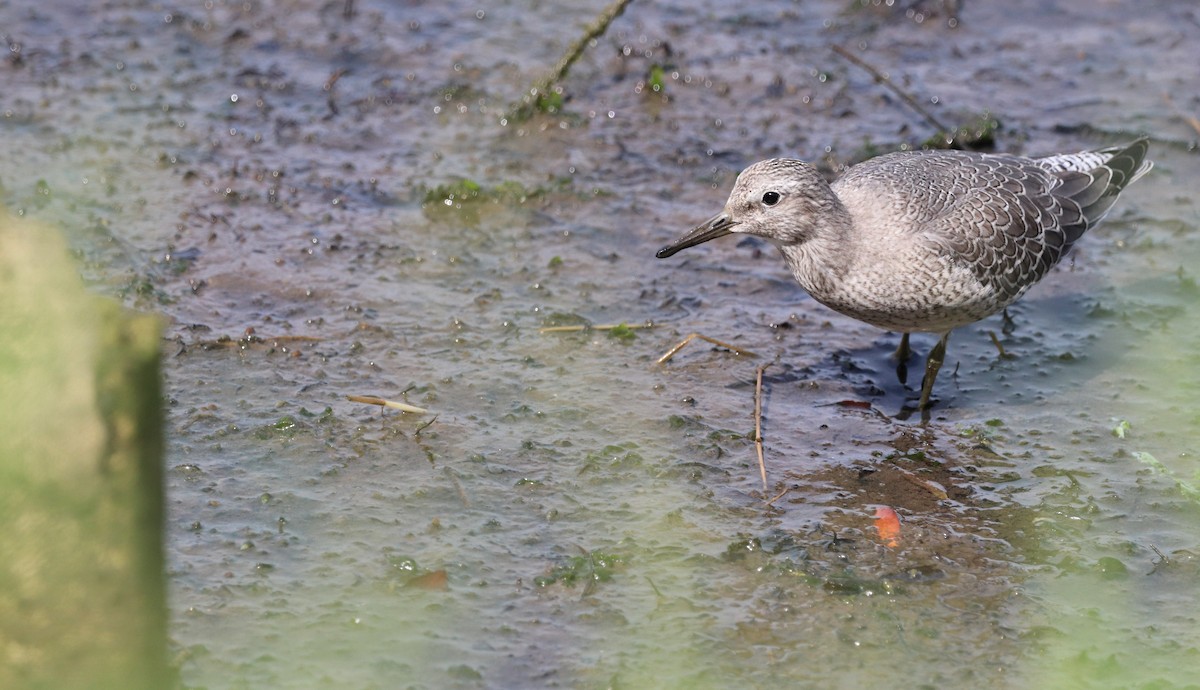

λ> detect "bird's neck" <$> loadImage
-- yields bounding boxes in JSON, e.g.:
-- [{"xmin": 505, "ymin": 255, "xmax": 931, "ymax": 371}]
[{"xmin": 778, "ymin": 208, "xmax": 855, "ymax": 300}]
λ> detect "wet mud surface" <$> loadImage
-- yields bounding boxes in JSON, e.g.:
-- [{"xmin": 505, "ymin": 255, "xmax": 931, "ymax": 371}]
[{"xmin": 4, "ymin": 0, "xmax": 1200, "ymax": 687}]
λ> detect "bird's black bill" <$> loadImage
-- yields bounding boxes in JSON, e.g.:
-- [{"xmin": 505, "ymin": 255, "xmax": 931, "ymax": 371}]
[{"xmin": 655, "ymin": 213, "xmax": 737, "ymax": 259}]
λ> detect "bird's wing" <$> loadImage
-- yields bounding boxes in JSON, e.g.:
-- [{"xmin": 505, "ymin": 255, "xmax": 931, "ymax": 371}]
[
  {"xmin": 886, "ymin": 152, "xmax": 1073, "ymax": 303},
  {"xmin": 833, "ymin": 141, "xmax": 1149, "ymax": 305}
]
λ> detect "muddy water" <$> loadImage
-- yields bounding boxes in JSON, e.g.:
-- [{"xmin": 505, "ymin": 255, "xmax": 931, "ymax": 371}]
[{"xmin": 4, "ymin": 0, "xmax": 1200, "ymax": 687}]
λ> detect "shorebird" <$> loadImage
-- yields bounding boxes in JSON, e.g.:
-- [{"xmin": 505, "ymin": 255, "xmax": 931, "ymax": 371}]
[{"xmin": 657, "ymin": 139, "xmax": 1152, "ymax": 410}]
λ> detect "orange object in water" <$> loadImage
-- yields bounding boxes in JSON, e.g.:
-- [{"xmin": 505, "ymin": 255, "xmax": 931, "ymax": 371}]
[
  {"xmin": 406, "ymin": 569, "xmax": 449, "ymax": 591},
  {"xmin": 874, "ymin": 506, "xmax": 901, "ymax": 548}
]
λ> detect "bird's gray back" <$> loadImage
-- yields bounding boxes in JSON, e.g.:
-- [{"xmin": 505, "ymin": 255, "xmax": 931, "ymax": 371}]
[{"xmin": 830, "ymin": 145, "xmax": 1143, "ymax": 306}]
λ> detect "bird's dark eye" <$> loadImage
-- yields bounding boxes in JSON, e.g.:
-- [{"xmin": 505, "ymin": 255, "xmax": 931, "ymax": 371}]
[{"xmin": 762, "ymin": 191, "xmax": 781, "ymax": 206}]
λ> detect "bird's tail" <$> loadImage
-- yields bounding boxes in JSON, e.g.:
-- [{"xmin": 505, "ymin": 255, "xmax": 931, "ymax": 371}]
[{"xmin": 1041, "ymin": 138, "xmax": 1152, "ymax": 243}]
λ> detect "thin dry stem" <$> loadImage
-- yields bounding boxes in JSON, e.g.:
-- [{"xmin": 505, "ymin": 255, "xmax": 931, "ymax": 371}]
[
  {"xmin": 754, "ymin": 362, "xmax": 772, "ymax": 491},
  {"xmin": 656, "ymin": 333, "xmax": 758, "ymax": 364},
  {"xmin": 347, "ymin": 394, "xmax": 429, "ymax": 414}
]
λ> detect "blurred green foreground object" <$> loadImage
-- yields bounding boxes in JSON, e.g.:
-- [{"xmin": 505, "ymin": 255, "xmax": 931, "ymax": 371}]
[{"xmin": 0, "ymin": 210, "xmax": 168, "ymax": 689}]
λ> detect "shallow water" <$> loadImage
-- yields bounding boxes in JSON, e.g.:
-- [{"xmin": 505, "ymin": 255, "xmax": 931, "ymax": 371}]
[{"xmin": 4, "ymin": 0, "xmax": 1200, "ymax": 687}]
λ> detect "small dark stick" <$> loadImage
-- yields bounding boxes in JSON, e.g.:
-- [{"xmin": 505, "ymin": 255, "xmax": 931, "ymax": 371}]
[
  {"xmin": 325, "ymin": 68, "xmax": 347, "ymax": 117},
  {"xmin": 832, "ymin": 44, "xmax": 949, "ymax": 134},
  {"xmin": 506, "ymin": 0, "xmax": 634, "ymax": 121}
]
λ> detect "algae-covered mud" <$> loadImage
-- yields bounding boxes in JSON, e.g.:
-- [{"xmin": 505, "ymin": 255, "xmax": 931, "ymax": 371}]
[{"xmin": 4, "ymin": 0, "xmax": 1200, "ymax": 687}]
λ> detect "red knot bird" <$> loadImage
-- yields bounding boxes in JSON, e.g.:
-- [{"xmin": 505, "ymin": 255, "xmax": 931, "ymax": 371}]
[{"xmin": 657, "ymin": 139, "xmax": 1152, "ymax": 411}]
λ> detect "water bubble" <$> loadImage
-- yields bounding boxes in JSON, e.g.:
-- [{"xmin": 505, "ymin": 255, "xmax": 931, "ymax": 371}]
[
  {"xmin": 475, "ymin": 9, "xmax": 484, "ymax": 19},
  {"xmin": 230, "ymin": 94, "xmax": 239, "ymax": 102}
]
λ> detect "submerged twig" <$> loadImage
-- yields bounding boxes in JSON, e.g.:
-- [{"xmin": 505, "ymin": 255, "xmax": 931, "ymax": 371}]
[
  {"xmin": 196, "ymin": 333, "xmax": 320, "ymax": 351},
  {"xmin": 414, "ymin": 414, "xmax": 439, "ymax": 436},
  {"xmin": 444, "ymin": 467, "xmax": 471, "ymax": 507},
  {"xmin": 325, "ymin": 68, "xmax": 347, "ymax": 117},
  {"xmin": 764, "ymin": 484, "xmax": 796, "ymax": 506},
  {"xmin": 1150, "ymin": 544, "xmax": 1170, "ymax": 568},
  {"xmin": 644, "ymin": 575, "xmax": 664, "ymax": 598},
  {"xmin": 539, "ymin": 322, "xmax": 654, "ymax": 334},
  {"xmin": 347, "ymin": 394, "xmax": 429, "ymax": 414},
  {"xmin": 753, "ymin": 363, "xmax": 772, "ymax": 491},
  {"xmin": 656, "ymin": 333, "xmax": 758, "ymax": 364},
  {"xmin": 506, "ymin": 0, "xmax": 634, "ymax": 121},
  {"xmin": 1162, "ymin": 91, "xmax": 1200, "ymax": 137},
  {"xmin": 832, "ymin": 44, "xmax": 949, "ymax": 133},
  {"xmin": 893, "ymin": 466, "xmax": 949, "ymax": 500}
]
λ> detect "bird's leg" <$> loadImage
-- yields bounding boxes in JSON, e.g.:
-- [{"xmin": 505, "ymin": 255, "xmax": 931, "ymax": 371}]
[
  {"xmin": 893, "ymin": 332, "xmax": 912, "ymax": 385},
  {"xmin": 894, "ymin": 332, "xmax": 912, "ymax": 361},
  {"xmin": 917, "ymin": 331, "xmax": 951, "ymax": 410},
  {"xmin": 1001, "ymin": 308, "xmax": 1015, "ymax": 335}
]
